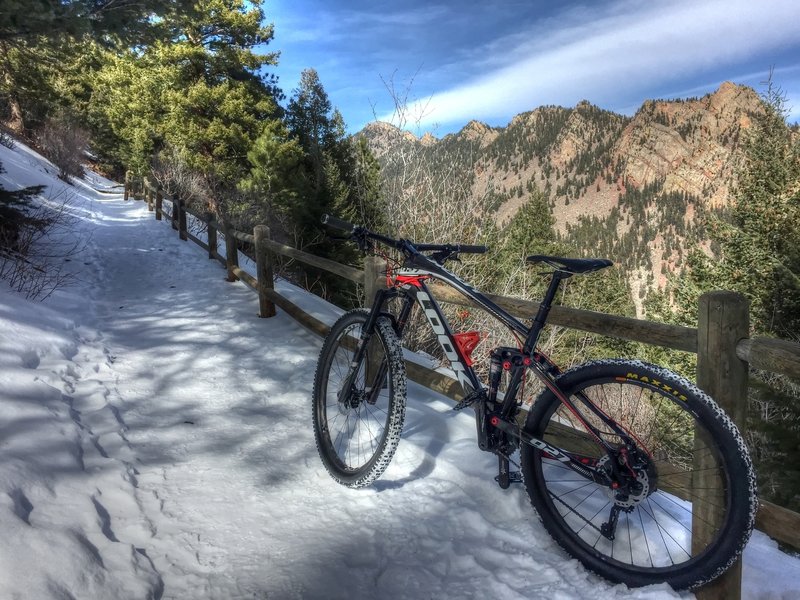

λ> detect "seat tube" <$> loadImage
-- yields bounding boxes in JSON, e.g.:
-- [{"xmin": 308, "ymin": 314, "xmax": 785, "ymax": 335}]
[{"xmin": 523, "ymin": 272, "xmax": 568, "ymax": 354}]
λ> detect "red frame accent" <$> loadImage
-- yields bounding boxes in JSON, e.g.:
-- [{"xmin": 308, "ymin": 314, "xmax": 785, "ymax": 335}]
[
  {"xmin": 453, "ymin": 331, "xmax": 481, "ymax": 367},
  {"xmin": 393, "ymin": 275, "xmax": 428, "ymax": 289}
]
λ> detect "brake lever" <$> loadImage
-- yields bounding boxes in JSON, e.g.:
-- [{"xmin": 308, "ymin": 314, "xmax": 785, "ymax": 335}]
[{"xmin": 355, "ymin": 232, "xmax": 374, "ymax": 254}]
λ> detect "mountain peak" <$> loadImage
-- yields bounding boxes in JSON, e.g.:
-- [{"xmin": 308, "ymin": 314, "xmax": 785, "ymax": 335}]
[
  {"xmin": 419, "ymin": 132, "xmax": 437, "ymax": 146},
  {"xmin": 456, "ymin": 119, "xmax": 498, "ymax": 146}
]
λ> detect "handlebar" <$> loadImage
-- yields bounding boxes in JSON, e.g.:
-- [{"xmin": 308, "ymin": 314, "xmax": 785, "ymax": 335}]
[
  {"xmin": 321, "ymin": 213, "xmax": 489, "ymax": 257},
  {"xmin": 416, "ymin": 242, "xmax": 489, "ymax": 254},
  {"xmin": 320, "ymin": 214, "xmax": 356, "ymax": 234}
]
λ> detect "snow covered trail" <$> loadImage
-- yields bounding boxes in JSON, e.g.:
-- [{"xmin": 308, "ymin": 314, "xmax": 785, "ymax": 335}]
[
  {"xmin": 75, "ymin": 190, "xmax": 669, "ymax": 599},
  {"xmin": 1, "ymin": 142, "xmax": 799, "ymax": 599}
]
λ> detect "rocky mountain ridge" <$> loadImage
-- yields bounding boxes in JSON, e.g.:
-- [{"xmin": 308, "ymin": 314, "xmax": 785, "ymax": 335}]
[
  {"xmin": 359, "ymin": 82, "xmax": 764, "ymax": 299},
  {"xmin": 362, "ymin": 82, "xmax": 760, "ymax": 222}
]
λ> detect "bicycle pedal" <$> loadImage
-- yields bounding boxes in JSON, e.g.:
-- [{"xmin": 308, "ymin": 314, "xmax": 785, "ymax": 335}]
[{"xmin": 494, "ymin": 471, "xmax": 523, "ymax": 488}]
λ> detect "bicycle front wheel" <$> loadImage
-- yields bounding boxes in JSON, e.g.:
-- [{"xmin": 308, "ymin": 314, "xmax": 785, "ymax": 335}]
[
  {"xmin": 312, "ymin": 309, "xmax": 407, "ymax": 488},
  {"xmin": 521, "ymin": 359, "xmax": 756, "ymax": 590}
]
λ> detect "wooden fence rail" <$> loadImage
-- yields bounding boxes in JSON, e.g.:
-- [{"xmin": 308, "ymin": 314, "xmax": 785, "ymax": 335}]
[{"xmin": 127, "ymin": 175, "xmax": 799, "ymax": 598}]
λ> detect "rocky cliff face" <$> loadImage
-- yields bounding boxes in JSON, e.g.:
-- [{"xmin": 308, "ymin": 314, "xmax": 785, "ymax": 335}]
[
  {"xmin": 618, "ymin": 82, "xmax": 759, "ymax": 209},
  {"xmin": 363, "ymin": 82, "xmax": 760, "ymax": 222},
  {"xmin": 359, "ymin": 82, "xmax": 764, "ymax": 302}
]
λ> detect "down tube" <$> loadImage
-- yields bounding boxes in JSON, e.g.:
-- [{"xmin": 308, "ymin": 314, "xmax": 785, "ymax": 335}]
[{"xmin": 410, "ymin": 282, "xmax": 481, "ymax": 394}]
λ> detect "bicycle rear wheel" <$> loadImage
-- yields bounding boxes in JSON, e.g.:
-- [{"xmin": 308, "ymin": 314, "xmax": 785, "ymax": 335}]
[
  {"xmin": 312, "ymin": 309, "xmax": 407, "ymax": 488},
  {"xmin": 521, "ymin": 359, "xmax": 756, "ymax": 590}
]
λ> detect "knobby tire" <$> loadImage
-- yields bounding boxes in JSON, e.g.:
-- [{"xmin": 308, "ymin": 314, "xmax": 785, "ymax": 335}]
[
  {"xmin": 312, "ymin": 309, "xmax": 407, "ymax": 488},
  {"xmin": 521, "ymin": 359, "xmax": 757, "ymax": 590}
]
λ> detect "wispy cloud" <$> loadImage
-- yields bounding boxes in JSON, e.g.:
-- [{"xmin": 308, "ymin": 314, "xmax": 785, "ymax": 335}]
[
  {"xmin": 342, "ymin": 5, "xmax": 451, "ymax": 28},
  {"xmin": 274, "ymin": 4, "xmax": 450, "ymax": 46},
  {"xmin": 382, "ymin": 0, "xmax": 800, "ymax": 129}
]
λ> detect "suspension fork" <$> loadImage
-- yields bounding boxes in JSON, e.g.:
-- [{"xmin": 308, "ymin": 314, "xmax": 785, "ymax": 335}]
[{"xmin": 338, "ymin": 288, "xmax": 414, "ymax": 406}]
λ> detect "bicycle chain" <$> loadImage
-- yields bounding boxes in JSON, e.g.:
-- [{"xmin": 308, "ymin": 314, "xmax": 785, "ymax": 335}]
[{"xmin": 452, "ymin": 388, "xmax": 486, "ymax": 411}]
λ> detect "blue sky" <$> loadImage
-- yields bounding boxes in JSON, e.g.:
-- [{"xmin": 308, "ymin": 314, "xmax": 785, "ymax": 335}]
[{"xmin": 266, "ymin": 0, "xmax": 800, "ymax": 136}]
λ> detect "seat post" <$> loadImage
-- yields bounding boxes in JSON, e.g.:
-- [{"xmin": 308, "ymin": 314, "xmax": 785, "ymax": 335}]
[{"xmin": 523, "ymin": 271, "xmax": 570, "ymax": 353}]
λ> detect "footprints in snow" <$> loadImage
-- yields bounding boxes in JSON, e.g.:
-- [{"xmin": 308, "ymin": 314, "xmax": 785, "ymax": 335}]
[
  {"xmin": 8, "ymin": 488, "xmax": 34, "ymax": 524},
  {"xmin": 20, "ymin": 340, "xmax": 81, "ymax": 370},
  {"xmin": 20, "ymin": 324, "xmax": 165, "ymax": 595},
  {"xmin": 21, "ymin": 350, "xmax": 41, "ymax": 369},
  {"xmin": 91, "ymin": 495, "xmax": 120, "ymax": 543}
]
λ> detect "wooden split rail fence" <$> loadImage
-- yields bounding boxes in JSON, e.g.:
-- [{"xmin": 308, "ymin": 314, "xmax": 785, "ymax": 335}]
[{"xmin": 126, "ymin": 174, "xmax": 800, "ymax": 599}]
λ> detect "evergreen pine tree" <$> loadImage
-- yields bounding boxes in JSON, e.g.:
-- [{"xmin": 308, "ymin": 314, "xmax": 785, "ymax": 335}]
[
  {"xmin": 285, "ymin": 69, "xmax": 384, "ymax": 251},
  {"xmin": 1, "ymin": 1, "xmax": 195, "ymax": 132},
  {"xmin": 85, "ymin": 0, "xmax": 281, "ymax": 188}
]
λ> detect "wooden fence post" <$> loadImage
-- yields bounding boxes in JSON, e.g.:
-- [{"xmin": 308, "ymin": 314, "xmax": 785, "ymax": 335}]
[
  {"xmin": 224, "ymin": 222, "xmax": 239, "ymax": 282},
  {"xmin": 146, "ymin": 181, "xmax": 154, "ymax": 212},
  {"xmin": 254, "ymin": 225, "xmax": 276, "ymax": 318},
  {"xmin": 142, "ymin": 181, "xmax": 149, "ymax": 209},
  {"xmin": 178, "ymin": 197, "xmax": 188, "ymax": 241},
  {"xmin": 171, "ymin": 196, "xmax": 179, "ymax": 231},
  {"xmin": 364, "ymin": 255, "xmax": 387, "ymax": 307},
  {"xmin": 206, "ymin": 212, "xmax": 217, "ymax": 259},
  {"xmin": 124, "ymin": 171, "xmax": 131, "ymax": 201},
  {"xmin": 155, "ymin": 188, "xmax": 163, "ymax": 221},
  {"xmin": 694, "ymin": 291, "xmax": 749, "ymax": 600}
]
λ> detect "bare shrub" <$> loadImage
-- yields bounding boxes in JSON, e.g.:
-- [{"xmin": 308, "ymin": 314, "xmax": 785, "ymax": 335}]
[
  {"xmin": 371, "ymin": 74, "xmax": 504, "ymax": 362},
  {"xmin": 0, "ymin": 128, "xmax": 15, "ymax": 149},
  {"xmin": 0, "ymin": 186, "xmax": 86, "ymax": 300},
  {"xmin": 37, "ymin": 116, "xmax": 89, "ymax": 181},
  {"xmin": 151, "ymin": 145, "xmax": 214, "ymax": 210},
  {"xmin": 375, "ymin": 73, "xmax": 496, "ymax": 246}
]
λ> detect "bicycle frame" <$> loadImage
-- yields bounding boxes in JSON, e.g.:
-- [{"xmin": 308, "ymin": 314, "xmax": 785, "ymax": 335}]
[
  {"xmin": 316, "ymin": 215, "xmax": 757, "ymax": 589},
  {"xmin": 357, "ymin": 251, "xmax": 634, "ymax": 483}
]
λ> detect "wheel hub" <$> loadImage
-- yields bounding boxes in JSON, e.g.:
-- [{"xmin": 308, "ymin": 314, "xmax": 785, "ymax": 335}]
[
  {"xmin": 338, "ymin": 388, "xmax": 365, "ymax": 414},
  {"xmin": 599, "ymin": 451, "xmax": 657, "ymax": 509}
]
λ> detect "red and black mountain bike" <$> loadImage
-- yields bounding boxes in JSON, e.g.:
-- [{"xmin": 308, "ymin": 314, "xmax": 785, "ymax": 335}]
[{"xmin": 312, "ymin": 214, "xmax": 756, "ymax": 590}]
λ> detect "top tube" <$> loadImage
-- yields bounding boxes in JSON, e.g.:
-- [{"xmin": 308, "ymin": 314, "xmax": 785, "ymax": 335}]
[{"xmin": 322, "ymin": 213, "xmax": 536, "ymax": 341}]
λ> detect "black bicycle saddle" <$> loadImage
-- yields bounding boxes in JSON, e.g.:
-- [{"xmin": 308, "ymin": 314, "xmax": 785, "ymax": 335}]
[{"xmin": 526, "ymin": 255, "xmax": 613, "ymax": 274}]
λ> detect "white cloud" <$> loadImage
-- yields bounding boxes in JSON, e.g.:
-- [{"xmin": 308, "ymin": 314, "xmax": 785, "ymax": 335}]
[{"xmin": 382, "ymin": 0, "xmax": 800, "ymax": 129}]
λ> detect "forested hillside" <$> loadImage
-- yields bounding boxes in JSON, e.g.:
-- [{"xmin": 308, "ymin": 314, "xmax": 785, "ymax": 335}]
[{"xmin": 360, "ymin": 82, "xmax": 764, "ymax": 303}]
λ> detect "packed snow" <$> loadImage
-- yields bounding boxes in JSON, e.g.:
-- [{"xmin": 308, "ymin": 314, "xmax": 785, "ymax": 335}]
[{"xmin": 1, "ymin": 139, "xmax": 799, "ymax": 599}]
